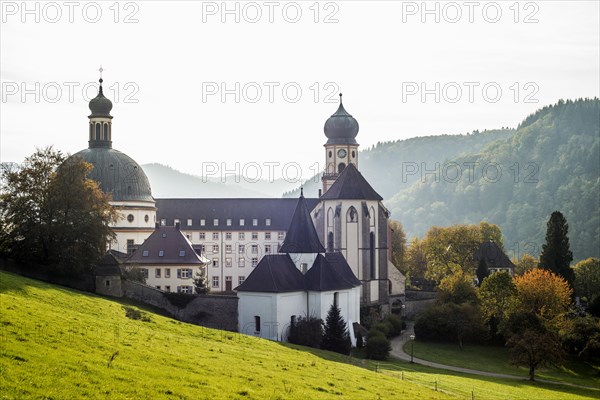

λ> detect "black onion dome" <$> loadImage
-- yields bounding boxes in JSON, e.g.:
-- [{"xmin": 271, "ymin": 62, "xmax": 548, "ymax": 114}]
[
  {"xmin": 71, "ymin": 147, "xmax": 153, "ymax": 202},
  {"xmin": 88, "ymin": 79, "xmax": 113, "ymax": 118},
  {"xmin": 324, "ymin": 93, "xmax": 359, "ymax": 145}
]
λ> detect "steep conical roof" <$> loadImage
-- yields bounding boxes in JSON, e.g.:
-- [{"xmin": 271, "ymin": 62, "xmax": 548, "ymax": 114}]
[
  {"xmin": 320, "ymin": 163, "xmax": 382, "ymax": 201},
  {"xmin": 305, "ymin": 253, "xmax": 361, "ymax": 291},
  {"xmin": 280, "ymin": 191, "xmax": 325, "ymax": 253}
]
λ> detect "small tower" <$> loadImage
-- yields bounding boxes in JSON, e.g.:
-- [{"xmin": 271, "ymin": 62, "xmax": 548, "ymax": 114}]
[
  {"xmin": 88, "ymin": 71, "xmax": 114, "ymax": 148},
  {"xmin": 322, "ymin": 94, "xmax": 360, "ymax": 194}
]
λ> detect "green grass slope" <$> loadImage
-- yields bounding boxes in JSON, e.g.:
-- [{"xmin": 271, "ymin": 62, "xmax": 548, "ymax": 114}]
[
  {"xmin": 2, "ymin": 271, "xmax": 599, "ymax": 399},
  {"xmin": 0, "ymin": 272, "xmax": 448, "ymax": 399}
]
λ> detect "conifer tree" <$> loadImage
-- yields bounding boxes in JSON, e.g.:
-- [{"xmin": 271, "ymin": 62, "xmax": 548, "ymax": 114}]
[
  {"xmin": 539, "ymin": 211, "xmax": 574, "ymax": 287},
  {"xmin": 321, "ymin": 303, "xmax": 351, "ymax": 355}
]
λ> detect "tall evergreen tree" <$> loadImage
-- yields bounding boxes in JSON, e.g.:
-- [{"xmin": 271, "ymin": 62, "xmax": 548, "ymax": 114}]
[
  {"xmin": 539, "ymin": 211, "xmax": 574, "ymax": 286},
  {"xmin": 321, "ymin": 303, "xmax": 351, "ymax": 355}
]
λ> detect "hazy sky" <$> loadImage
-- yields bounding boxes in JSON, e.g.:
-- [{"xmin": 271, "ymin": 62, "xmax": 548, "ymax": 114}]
[{"xmin": 1, "ymin": 0, "xmax": 598, "ymax": 180}]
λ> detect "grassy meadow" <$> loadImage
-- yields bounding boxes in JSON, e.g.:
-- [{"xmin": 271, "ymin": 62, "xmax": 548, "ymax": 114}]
[{"xmin": 1, "ymin": 271, "xmax": 599, "ymax": 399}]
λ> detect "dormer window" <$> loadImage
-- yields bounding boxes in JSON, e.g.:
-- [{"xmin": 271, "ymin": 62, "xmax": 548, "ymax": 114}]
[
  {"xmin": 179, "ymin": 250, "xmax": 185, "ymax": 257},
  {"xmin": 159, "ymin": 250, "xmax": 164, "ymax": 257},
  {"xmin": 226, "ymin": 219, "xmax": 232, "ymax": 226},
  {"xmin": 200, "ymin": 219, "xmax": 205, "ymax": 226},
  {"xmin": 142, "ymin": 250, "xmax": 149, "ymax": 257},
  {"xmin": 252, "ymin": 219, "xmax": 258, "ymax": 226},
  {"xmin": 240, "ymin": 219, "xmax": 245, "ymax": 226},
  {"xmin": 214, "ymin": 219, "xmax": 219, "ymax": 226},
  {"xmin": 265, "ymin": 218, "xmax": 271, "ymax": 226}
]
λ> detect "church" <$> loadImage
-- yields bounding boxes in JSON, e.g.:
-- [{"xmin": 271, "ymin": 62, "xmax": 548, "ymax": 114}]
[{"xmin": 72, "ymin": 75, "xmax": 404, "ymax": 342}]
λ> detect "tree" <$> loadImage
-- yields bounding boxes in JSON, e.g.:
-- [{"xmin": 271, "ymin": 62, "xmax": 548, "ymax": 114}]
[
  {"xmin": 288, "ymin": 316, "xmax": 324, "ymax": 349},
  {"xmin": 414, "ymin": 302, "xmax": 484, "ymax": 349},
  {"xmin": 505, "ymin": 311, "xmax": 565, "ymax": 381},
  {"xmin": 405, "ymin": 237, "xmax": 428, "ymax": 280},
  {"xmin": 573, "ymin": 258, "xmax": 600, "ymax": 303},
  {"xmin": 0, "ymin": 148, "xmax": 118, "ymax": 275},
  {"xmin": 193, "ymin": 270, "xmax": 209, "ymax": 294},
  {"xmin": 321, "ymin": 304, "xmax": 351, "ymax": 355},
  {"xmin": 437, "ymin": 270, "xmax": 477, "ymax": 304},
  {"xmin": 539, "ymin": 211, "xmax": 574, "ymax": 287},
  {"xmin": 514, "ymin": 269, "xmax": 572, "ymax": 326},
  {"xmin": 478, "ymin": 272, "xmax": 517, "ymax": 339},
  {"xmin": 514, "ymin": 254, "xmax": 539, "ymax": 276},
  {"xmin": 424, "ymin": 222, "xmax": 503, "ymax": 282},
  {"xmin": 389, "ymin": 220, "xmax": 407, "ymax": 273},
  {"xmin": 365, "ymin": 331, "xmax": 391, "ymax": 360}
]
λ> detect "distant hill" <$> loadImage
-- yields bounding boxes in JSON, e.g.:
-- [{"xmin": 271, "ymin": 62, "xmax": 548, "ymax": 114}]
[
  {"xmin": 387, "ymin": 98, "xmax": 599, "ymax": 262},
  {"xmin": 142, "ymin": 163, "xmax": 299, "ymax": 198}
]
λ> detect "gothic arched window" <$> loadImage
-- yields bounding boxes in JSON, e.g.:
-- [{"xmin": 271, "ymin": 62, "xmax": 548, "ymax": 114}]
[{"xmin": 346, "ymin": 206, "xmax": 357, "ymax": 223}]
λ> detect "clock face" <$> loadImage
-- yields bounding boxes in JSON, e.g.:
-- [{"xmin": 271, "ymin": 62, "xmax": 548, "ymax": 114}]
[{"xmin": 337, "ymin": 149, "xmax": 347, "ymax": 158}]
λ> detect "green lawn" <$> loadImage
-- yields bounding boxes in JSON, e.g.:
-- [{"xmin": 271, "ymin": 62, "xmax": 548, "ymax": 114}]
[
  {"xmin": 1, "ymin": 271, "xmax": 599, "ymax": 400},
  {"xmin": 403, "ymin": 339, "xmax": 600, "ymax": 388}
]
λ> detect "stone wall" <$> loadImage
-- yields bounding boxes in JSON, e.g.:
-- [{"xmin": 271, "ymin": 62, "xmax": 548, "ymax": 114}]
[{"xmin": 121, "ymin": 280, "xmax": 238, "ymax": 331}]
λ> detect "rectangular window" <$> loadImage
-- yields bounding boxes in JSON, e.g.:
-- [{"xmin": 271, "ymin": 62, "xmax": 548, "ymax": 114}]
[
  {"xmin": 165, "ymin": 285, "xmax": 171, "ymax": 292},
  {"xmin": 226, "ymin": 232, "xmax": 232, "ymax": 240},
  {"xmin": 127, "ymin": 239, "xmax": 135, "ymax": 255},
  {"xmin": 226, "ymin": 219, "xmax": 232, "ymax": 226},
  {"xmin": 212, "ymin": 232, "xmax": 219, "ymax": 240},
  {"xmin": 251, "ymin": 245, "xmax": 258, "ymax": 254},
  {"xmin": 179, "ymin": 250, "xmax": 185, "ymax": 257},
  {"xmin": 226, "ymin": 258, "xmax": 232, "ymax": 268},
  {"xmin": 265, "ymin": 245, "xmax": 271, "ymax": 254},
  {"xmin": 213, "ymin": 245, "xmax": 219, "ymax": 253},
  {"xmin": 174, "ymin": 219, "xmax": 180, "ymax": 226},
  {"xmin": 187, "ymin": 219, "xmax": 193, "ymax": 226},
  {"xmin": 252, "ymin": 258, "xmax": 258, "ymax": 267},
  {"xmin": 240, "ymin": 218, "xmax": 245, "ymax": 226},
  {"xmin": 159, "ymin": 250, "xmax": 164, "ymax": 257},
  {"xmin": 156, "ymin": 285, "xmax": 161, "ymax": 290},
  {"xmin": 165, "ymin": 268, "xmax": 171, "ymax": 278},
  {"xmin": 252, "ymin": 219, "xmax": 258, "ymax": 226},
  {"xmin": 213, "ymin": 218, "xmax": 219, "ymax": 226},
  {"xmin": 238, "ymin": 276, "xmax": 246, "ymax": 285},
  {"xmin": 199, "ymin": 232, "xmax": 206, "ymax": 240},
  {"xmin": 225, "ymin": 244, "xmax": 232, "ymax": 253},
  {"xmin": 142, "ymin": 250, "xmax": 149, "ymax": 257},
  {"xmin": 254, "ymin": 316, "xmax": 261, "ymax": 333},
  {"xmin": 201, "ymin": 245, "xmax": 206, "ymax": 253},
  {"xmin": 141, "ymin": 268, "xmax": 149, "ymax": 279},
  {"xmin": 212, "ymin": 258, "xmax": 219, "ymax": 267},
  {"xmin": 278, "ymin": 232, "xmax": 285, "ymax": 240},
  {"xmin": 301, "ymin": 263, "xmax": 308, "ymax": 274},
  {"xmin": 200, "ymin": 219, "xmax": 205, "ymax": 226},
  {"xmin": 178, "ymin": 269, "xmax": 192, "ymax": 279},
  {"xmin": 105, "ymin": 280, "xmax": 110, "ymax": 287},
  {"xmin": 177, "ymin": 285, "xmax": 192, "ymax": 294},
  {"xmin": 251, "ymin": 232, "xmax": 258, "ymax": 240},
  {"xmin": 155, "ymin": 268, "xmax": 161, "ymax": 278},
  {"xmin": 239, "ymin": 244, "xmax": 245, "ymax": 254},
  {"xmin": 265, "ymin": 232, "xmax": 271, "ymax": 240},
  {"xmin": 334, "ymin": 292, "xmax": 339, "ymax": 308},
  {"xmin": 239, "ymin": 258, "xmax": 245, "ymax": 268},
  {"xmin": 212, "ymin": 276, "xmax": 220, "ymax": 288},
  {"xmin": 160, "ymin": 219, "xmax": 166, "ymax": 226},
  {"xmin": 239, "ymin": 232, "xmax": 245, "ymax": 240},
  {"xmin": 266, "ymin": 218, "xmax": 271, "ymax": 226}
]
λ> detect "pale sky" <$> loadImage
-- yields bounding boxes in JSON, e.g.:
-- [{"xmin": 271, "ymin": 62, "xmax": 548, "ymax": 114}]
[{"xmin": 1, "ymin": 0, "xmax": 599, "ymax": 180}]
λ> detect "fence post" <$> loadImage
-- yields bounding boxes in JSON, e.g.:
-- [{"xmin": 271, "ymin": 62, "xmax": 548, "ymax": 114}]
[
  {"xmin": 376, "ymin": 363, "xmax": 379, "ymax": 373},
  {"xmin": 401, "ymin": 371, "xmax": 404, "ymax": 380},
  {"xmin": 435, "ymin": 380, "xmax": 437, "ymax": 391}
]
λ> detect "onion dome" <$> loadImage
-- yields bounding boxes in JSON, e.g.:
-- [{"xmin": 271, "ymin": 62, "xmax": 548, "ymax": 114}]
[
  {"xmin": 88, "ymin": 78, "xmax": 113, "ymax": 118},
  {"xmin": 324, "ymin": 93, "xmax": 359, "ymax": 145}
]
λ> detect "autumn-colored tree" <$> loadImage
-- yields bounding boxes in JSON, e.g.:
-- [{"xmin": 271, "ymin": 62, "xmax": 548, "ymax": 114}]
[
  {"xmin": 389, "ymin": 220, "xmax": 407, "ymax": 273},
  {"xmin": 0, "ymin": 148, "xmax": 118, "ymax": 275},
  {"xmin": 405, "ymin": 237, "xmax": 428, "ymax": 280},
  {"xmin": 514, "ymin": 268, "xmax": 572, "ymax": 325},
  {"xmin": 505, "ymin": 311, "xmax": 564, "ymax": 381},
  {"xmin": 424, "ymin": 222, "xmax": 503, "ymax": 282},
  {"xmin": 513, "ymin": 254, "xmax": 539, "ymax": 276}
]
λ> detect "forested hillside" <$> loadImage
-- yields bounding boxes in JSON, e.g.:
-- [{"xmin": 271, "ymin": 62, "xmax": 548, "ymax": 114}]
[{"xmin": 387, "ymin": 99, "xmax": 599, "ymax": 261}]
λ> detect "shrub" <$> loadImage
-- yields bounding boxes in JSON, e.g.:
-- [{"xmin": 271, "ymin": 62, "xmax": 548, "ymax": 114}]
[
  {"xmin": 371, "ymin": 322, "xmax": 391, "ymax": 338},
  {"xmin": 384, "ymin": 314, "xmax": 403, "ymax": 337},
  {"xmin": 288, "ymin": 316, "xmax": 323, "ymax": 349},
  {"xmin": 366, "ymin": 333, "xmax": 391, "ymax": 360},
  {"xmin": 414, "ymin": 302, "xmax": 485, "ymax": 348}
]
